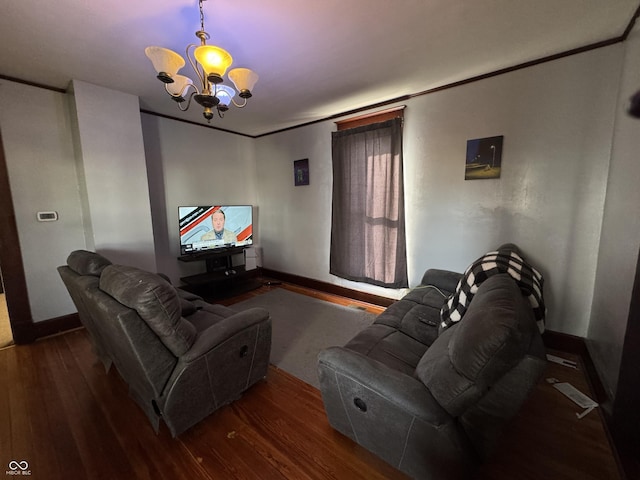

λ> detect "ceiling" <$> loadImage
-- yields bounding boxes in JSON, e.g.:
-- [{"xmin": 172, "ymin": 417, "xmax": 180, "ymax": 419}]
[{"xmin": 1, "ymin": 1, "xmax": 638, "ymax": 137}]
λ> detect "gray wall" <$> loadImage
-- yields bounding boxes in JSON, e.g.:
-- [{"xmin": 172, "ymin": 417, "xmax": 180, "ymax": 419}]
[
  {"xmin": 0, "ymin": 79, "xmax": 157, "ymax": 321},
  {"xmin": 255, "ymin": 45, "xmax": 623, "ymax": 337},
  {"xmin": 141, "ymin": 114, "xmax": 258, "ymax": 285},
  {"xmin": 589, "ymin": 24, "xmax": 640, "ymax": 401},
  {"xmin": 0, "ymin": 81, "xmax": 84, "ymax": 321},
  {"xmin": 69, "ymin": 80, "xmax": 156, "ymax": 271},
  {"xmin": 0, "ymin": 36, "xmax": 637, "ymax": 406}
]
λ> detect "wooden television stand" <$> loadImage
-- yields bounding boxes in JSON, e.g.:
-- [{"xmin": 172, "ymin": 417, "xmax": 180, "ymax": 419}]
[{"xmin": 178, "ymin": 246, "xmax": 260, "ymax": 299}]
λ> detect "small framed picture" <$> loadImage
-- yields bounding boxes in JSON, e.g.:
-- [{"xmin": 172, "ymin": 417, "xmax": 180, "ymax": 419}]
[
  {"xmin": 465, "ymin": 135, "xmax": 503, "ymax": 180},
  {"xmin": 294, "ymin": 158, "xmax": 309, "ymax": 186}
]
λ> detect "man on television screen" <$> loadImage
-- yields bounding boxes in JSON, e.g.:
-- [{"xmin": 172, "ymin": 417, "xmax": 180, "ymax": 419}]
[{"xmin": 200, "ymin": 209, "xmax": 237, "ymax": 244}]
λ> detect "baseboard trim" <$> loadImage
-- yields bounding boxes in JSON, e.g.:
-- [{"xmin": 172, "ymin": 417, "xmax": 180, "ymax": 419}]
[
  {"xmin": 542, "ymin": 330, "xmax": 607, "ymax": 404},
  {"xmin": 261, "ymin": 268, "xmax": 610, "ymax": 402},
  {"xmin": 541, "ymin": 329, "xmax": 587, "ymax": 355},
  {"xmin": 34, "ymin": 269, "xmax": 624, "ymax": 476},
  {"xmin": 260, "ymin": 268, "xmax": 396, "ymax": 307},
  {"xmin": 36, "ymin": 273, "xmax": 608, "ymax": 404},
  {"xmin": 33, "ymin": 313, "xmax": 81, "ymax": 340},
  {"xmin": 542, "ymin": 332, "xmax": 628, "ymax": 478},
  {"xmin": 263, "ymin": 269, "xmax": 621, "ymax": 471}
]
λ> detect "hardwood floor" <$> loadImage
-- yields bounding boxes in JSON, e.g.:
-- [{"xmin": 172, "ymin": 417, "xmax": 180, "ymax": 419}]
[{"xmin": 0, "ymin": 281, "xmax": 622, "ymax": 479}]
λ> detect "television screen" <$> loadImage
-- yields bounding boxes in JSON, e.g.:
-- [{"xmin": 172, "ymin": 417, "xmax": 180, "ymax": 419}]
[{"xmin": 179, "ymin": 205, "xmax": 253, "ymax": 255}]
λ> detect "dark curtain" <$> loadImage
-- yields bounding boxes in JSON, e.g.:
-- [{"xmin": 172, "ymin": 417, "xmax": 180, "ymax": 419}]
[{"xmin": 330, "ymin": 117, "xmax": 408, "ymax": 288}]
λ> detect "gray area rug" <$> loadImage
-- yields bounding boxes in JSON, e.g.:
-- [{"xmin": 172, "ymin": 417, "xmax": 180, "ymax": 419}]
[{"xmin": 231, "ymin": 288, "xmax": 377, "ymax": 388}]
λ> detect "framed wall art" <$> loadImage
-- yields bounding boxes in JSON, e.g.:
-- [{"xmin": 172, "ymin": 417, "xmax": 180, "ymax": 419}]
[
  {"xmin": 465, "ymin": 135, "xmax": 503, "ymax": 180},
  {"xmin": 294, "ymin": 158, "xmax": 310, "ymax": 186}
]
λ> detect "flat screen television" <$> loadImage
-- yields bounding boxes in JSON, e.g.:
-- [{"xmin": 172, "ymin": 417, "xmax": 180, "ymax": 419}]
[{"xmin": 179, "ymin": 205, "xmax": 253, "ymax": 255}]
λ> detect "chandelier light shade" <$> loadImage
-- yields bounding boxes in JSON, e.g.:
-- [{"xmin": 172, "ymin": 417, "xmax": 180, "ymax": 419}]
[
  {"xmin": 144, "ymin": 47, "xmax": 185, "ymax": 83},
  {"xmin": 165, "ymin": 75, "xmax": 194, "ymax": 100},
  {"xmin": 229, "ymin": 68, "xmax": 259, "ymax": 98},
  {"xmin": 194, "ymin": 45, "xmax": 233, "ymax": 82},
  {"xmin": 144, "ymin": 0, "xmax": 258, "ymax": 122},
  {"xmin": 215, "ymin": 84, "xmax": 236, "ymax": 110}
]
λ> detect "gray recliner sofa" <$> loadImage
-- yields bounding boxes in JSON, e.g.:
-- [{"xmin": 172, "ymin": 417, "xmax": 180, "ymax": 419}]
[
  {"xmin": 317, "ymin": 250, "xmax": 546, "ymax": 479},
  {"xmin": 58, "ymin": 250, "xmax": 271, "ymax": 437}
]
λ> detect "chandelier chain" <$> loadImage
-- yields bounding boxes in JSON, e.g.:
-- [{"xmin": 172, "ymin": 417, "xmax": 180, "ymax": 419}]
[
  {"xmin": 199, "ymin": 0, "xmax": 206, "ymax": 33},
  {"xmin": 145, "ymin": 0, "xmax": 257, "ymax": 122}
]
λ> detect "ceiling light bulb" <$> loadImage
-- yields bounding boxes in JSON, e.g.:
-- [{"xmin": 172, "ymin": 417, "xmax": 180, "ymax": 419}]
[
  {"xmin": 194, "ymin": 45, "xmax": 233, "ymax": 83},
  {"xmin": 214, "ymin": 84, "xmax": 236, "ymax": 107}
]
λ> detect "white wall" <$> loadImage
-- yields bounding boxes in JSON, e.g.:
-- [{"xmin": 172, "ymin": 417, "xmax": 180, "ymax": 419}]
[
  {"xmin": 0, "ymin": 80, "xmax": 85, "ymax": 321},
  {"xmin": 254, "ymin": 123, "xmax": 347, "ymax": 283},
  {"xmin": 0, "ymin": 38, "xmax": 632, "ymax": 372},
  {"xmin": 588, "ymin": 24, "xmax": 640, "ymax": 401},
  {"xmin": 69, "ymin": 80, "xmax": 156, "ymax": 272},
  {"xmin": 256, "ymin": 45, "xmax": 623, "ymax": 335},
  {"xmin": 0, "ymin": 78, "xmax": 158, "ymax": 322},
  {"xmin": 405, "ymin": 47, "xmax": 621, "ymax": 336},
  {"xmin": 141, "ymin": 114, "xmax": 257, "ymax": 285},
  {"xmin": 0, "ymin": 77, "xmax": 256, "ymax": 323}
]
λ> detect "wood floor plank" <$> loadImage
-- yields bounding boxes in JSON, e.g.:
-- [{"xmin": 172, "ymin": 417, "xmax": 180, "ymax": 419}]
[
  {"xmin": 476, "ymin": 351, "xmax": 620, "ymax": 480},
  {"xmin": 32, "ymin": 339, "xmax": 85, "ymax": 479},
  {"xmin": 181, "ymin": 368, "xmax": 407, "ymax": 480},
  {"xmin": 182, "ymin": 404, "xmax": 294, "ymax": 480},
  {"xmin": 61, "ymin": 329, "xmax": 210, "ymax": 480},
  {"xmin": 3, "ymin": 345, "xmax": 38, "ymax": 474},
  {"xmin": 44, "ymin": 334, "xmax": 137, "ymax": 480},
  {"xmin": 0, "ymin": 278, "xmax": 622, "ymax": 480},
  {"xmin": 234, "ymin": 370, "xmax": 408, "ymax": 480},
  {"xmin": 8, "ymin": 342, "xmax": 71, "ymax": 478}
]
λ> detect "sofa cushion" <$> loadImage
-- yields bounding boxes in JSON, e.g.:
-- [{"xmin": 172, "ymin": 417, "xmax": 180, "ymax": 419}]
[
  {"xmin": 419, "ymin": 268, "xmax": 463, "ymax": 294},
  {"xmin": 175, "ymin": 288, "xmax": 204, "ymax": 303},
  {"xmin": 100, "ymin": 265, "xmax": 197, "ymax": 356},
  {"xmin": 416, "ymin": 274, "xmax": 535, "ymax": 417},
  {"xmin": 374, "ymin": 297, "xmax": 441, "ymax": 347},
  {"xmin": 67, "ymin": 250, "xmax": 112, "ymax": 276},
  {"xmin": 179, "ymin": 297, "xmax": 199, "ymax": 317},
  {"xmin": 173, "ymin": 286, "xmax": 205, "ymax": 317},
  {"xmin": 184, "ymin": 304, "xmax": 238, "ymax": 332},
  {"xmin": 344, "ymin": 324, "xmax": 429, "ymax": 375}
]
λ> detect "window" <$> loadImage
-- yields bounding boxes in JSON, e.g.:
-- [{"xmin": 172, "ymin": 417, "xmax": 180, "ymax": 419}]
[{"xmin": 330, "ymin": 110, "xmax": 407, "ymax": 288}]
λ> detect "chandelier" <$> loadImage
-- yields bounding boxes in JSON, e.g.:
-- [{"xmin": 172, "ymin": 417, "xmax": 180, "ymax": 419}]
[{"xmin": 145, "ymin": 0, "xmax": 258, "ymax": 122}]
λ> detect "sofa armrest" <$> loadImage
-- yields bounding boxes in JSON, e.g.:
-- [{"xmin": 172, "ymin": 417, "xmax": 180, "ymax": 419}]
[
  {"xmin": 318, "ymin": 346, "xmax": 451, "ymax": 427},
  {"xmin": 182, "ymin": 307, "xmax": 270, "ymax": 362},
  {"xmin": 420, "ymin": 269, "xmax": 462, "ymax": 293}
]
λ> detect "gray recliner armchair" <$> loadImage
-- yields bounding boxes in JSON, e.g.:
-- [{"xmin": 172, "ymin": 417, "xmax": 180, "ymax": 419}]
[
  {"xmin": 318, "ymin": 260, "xmax": 546, "ymax": 478},
  {"xmin": 58, "ymin": 250, "xmax": 271, "ymax": 437}
]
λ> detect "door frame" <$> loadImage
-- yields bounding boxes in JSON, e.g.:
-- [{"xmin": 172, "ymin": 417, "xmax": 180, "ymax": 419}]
[{"xmin": 0, "ymin": 128, "xmax": 35, "ymax": 343}]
